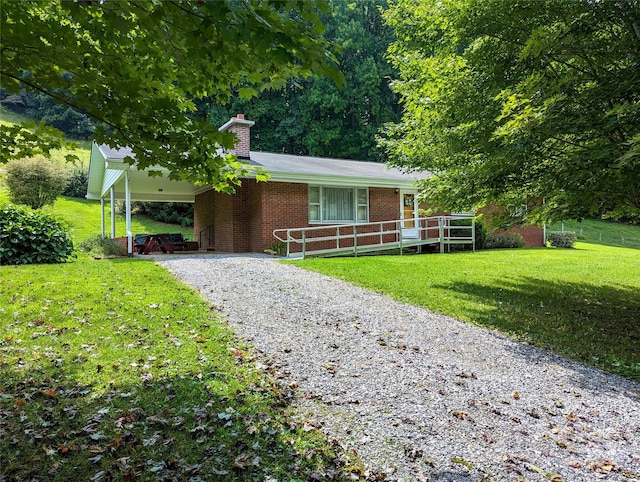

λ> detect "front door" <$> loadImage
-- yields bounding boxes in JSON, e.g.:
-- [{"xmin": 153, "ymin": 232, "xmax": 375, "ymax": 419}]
[{"xmin": 400, "ymin": 190, "xmax": 419, "ymax": 239}]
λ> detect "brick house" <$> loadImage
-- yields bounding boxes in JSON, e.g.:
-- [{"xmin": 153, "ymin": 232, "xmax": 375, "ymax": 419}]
[{"xmin": 86, "ymin": 115, "xmax": 545, "ymax": 255}]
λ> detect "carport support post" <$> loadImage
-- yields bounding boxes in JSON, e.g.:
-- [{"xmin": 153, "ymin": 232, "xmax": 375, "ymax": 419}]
[
  {"xmin": 100, "ymin": 197, "xmax": 105, "ymax": 238},
  {"xmin": 125, "ymin": 171, "xmax": 133, "ymax": 257},
  {"xmin": 110, "ymin": 187, "xmax": 116, "ymax": 239}
]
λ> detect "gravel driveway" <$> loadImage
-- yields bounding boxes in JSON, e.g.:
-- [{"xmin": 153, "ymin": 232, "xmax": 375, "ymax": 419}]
[{"xmin": 157, "ymin": 254, "xmax": 640, "ymax": 481}]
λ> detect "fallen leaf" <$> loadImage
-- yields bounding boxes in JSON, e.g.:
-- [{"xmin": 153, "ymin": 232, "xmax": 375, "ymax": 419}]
[
  {"xmin": 233, "ymin": 454, "xmax": 250, "ymax": 469},
  {"xmin": 482, "ymin": 433, "xmax": 494, "ymax": 444},
  {"xmin": 565, "ymin": 412, "xmax": 578, "ymax": 422},
  {"xmin": 456, "ymin": 371, "xmax": 476, "ymax": 379},
  {"xmin": 451, "ymin": 456, "xmax": 473, "ymax": 470},
  {"xmin": 451, "ymin": 410, "xmax": 469, "ymax": 420}
]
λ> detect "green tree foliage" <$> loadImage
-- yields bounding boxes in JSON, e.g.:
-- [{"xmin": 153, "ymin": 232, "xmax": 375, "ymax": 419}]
[
  {"xmin": 5, "ymin": 156, "xmax": 69, "ymax": 209},
  {"xmin": 1, "ymin": 89, "xmax": 94, "ymax": 140},
  {"xmin": 0, "ymin": 1, "xmax": 342, "ymax": 191},
  {"xmin": 62, "ymin": 168, "xmax": 89, "ymax": 198},
  {"xmin": 382, "ymin": 0, "xmax": 640, "ymax": 224},
  {"xmin": 210, "ymin": 0, "xmax": 400, "ymax": 161},
  {"xmin": 0, "ymin": 204, "xmax": 75, "ymax": 265}
]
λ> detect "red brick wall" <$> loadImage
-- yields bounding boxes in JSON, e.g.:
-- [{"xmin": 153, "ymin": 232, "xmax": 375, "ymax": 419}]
[
  {"xmin": 193, "ymin": 190, "xmax": 216, "ymax": 248},
  {"xmin": 478, "ymin": 206, "xmax": 545, "ymax": 248},
  {"xmin": 194, "ymin": 182, "xmax": 409, "ymax": 253},
  {"xmin": 492, "ymin": 225, "xmax": 545, "ymax": 248},
  {"xmin": 369, "ymin": 187, "xmax": 399, "ymax": 222},
  {"xmin": 214, "ymin": 193, "xmax": 234, "ymax": 252},
  {"xmin": 256, "ymin": 181, "xmax": 308, "ymax": 251}
]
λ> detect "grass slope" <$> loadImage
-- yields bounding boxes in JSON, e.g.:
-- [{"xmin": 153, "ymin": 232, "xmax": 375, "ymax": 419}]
[
  {"xmin": 0, "ymin": 184, "xmax": 193, "ymax": 244},
  {"xmin": 44, "ymin": 196, "xmax": 194, "ymax": 243},
  {"xmin": 294, "ymin": 244, "xmax": 640, "ymax": 381},
  {"xmin": 0, "ymin": 106, "xmax": 92, "ymax": 168},
  {"xmin": 549, "ymin": 218, "xmax": 640, "ymax": 250},
  {"xmin": 0, "ymin": 257, "xmax": 363, "ymax": 481}
]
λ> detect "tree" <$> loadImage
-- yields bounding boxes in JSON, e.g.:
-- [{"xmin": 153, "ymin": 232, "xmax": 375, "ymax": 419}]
[
  {"xmin": 208, "ymin": 0, "xmax": 401, "ymax": 162},
  {"xmin": 5, "ymin": 156, "xmax": 69, "ymax": 209},
  {"xmin": 382, "ymin": 0, "xmax": 640, "ymax": 224},
  {"xmin": 0, "ymin": 0, "xmax": 342, "ymax": 191}
]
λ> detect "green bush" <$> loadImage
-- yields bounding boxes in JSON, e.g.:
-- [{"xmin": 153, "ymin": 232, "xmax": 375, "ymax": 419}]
[
  {"xmin": 548, "ymin": 231, "xmax": 577, "ymax": 248},
  {"xmin": 474, "ymin": 217, "xmax": 488, "ymax": 250},
  {"xmin": 78, "ymin": 234, "xmax": 126, "ymax": 257},
  {"xmin": 484, "ymin": 233, "xmax": 525, "ymax": 249},
  {"xmin": 5, "ymin": 156, "xmax": 69, "ymax": 209},
  {"xmin": 116, "ymin": 200, "xmax": 194, "ymax": 227},
  {"xmin": 63, "ymin": 168, "xmax": 89, "ymax": 198},
  {"xmin": 0, "ymin": 204, "xmax": 75, "ymax": 265}
]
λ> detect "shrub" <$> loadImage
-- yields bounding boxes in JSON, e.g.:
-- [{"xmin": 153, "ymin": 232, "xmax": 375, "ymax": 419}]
[
  {"xmin": 474, "ymin": 217, "xmax": 488, "ymax": 250},
  {"xmin": 0, "ymin": 204, "xmax": 75, "ymax": 265},
  {"xmin": 78, "ymin": 235, "xmax": 126, "ymax": 257},
  {"xmin": 548, "ymin": 231, "xmax": 577, "ymax": 248},
  {"xmin": 484, "ymin": 233, "xmax": 525, "ymax": 249},
  {"xmin": 115, "ymin": 200, "xmax": 194, "ymax": 227},
  {"xmin": 63, "ymin": 168, "xmax": 89, "ymax": 198},
  {"xmin": 5, "ymin": 156, "xmax": 69, "ymax": 209}
]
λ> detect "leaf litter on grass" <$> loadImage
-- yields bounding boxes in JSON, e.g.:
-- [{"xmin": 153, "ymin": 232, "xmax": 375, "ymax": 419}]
[{"xmin": 0, "ymin": 257, "xmax": 371, "ymax": 481}]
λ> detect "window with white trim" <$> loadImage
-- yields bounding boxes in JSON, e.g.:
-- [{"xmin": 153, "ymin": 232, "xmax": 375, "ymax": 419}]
[{"xmin": 309, "ymin": 186, "xmax": 369, "ymax": 223}]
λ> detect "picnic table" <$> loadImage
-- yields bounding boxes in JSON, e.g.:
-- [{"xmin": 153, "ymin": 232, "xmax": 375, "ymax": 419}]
[{"xmin": 135, "ymin": 234, "xmax": 198, "ymax": 255}]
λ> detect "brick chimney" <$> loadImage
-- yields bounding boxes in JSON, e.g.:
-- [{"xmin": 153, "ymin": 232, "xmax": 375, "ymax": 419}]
[{"xmin": 218, "ymin": 114, "xmax": 254, "ymax": 158}]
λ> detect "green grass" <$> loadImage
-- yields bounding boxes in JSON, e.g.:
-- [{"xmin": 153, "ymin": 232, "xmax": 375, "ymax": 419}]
[
  {"xmin": 0, "ymin": 105, "xmax": 32, "ymax": 126},
  {"xmin": 0, "ymin": 256, "xmax": 363, "ymax": 481},
  {"xmin": 549, "ymin": 218, "xmax": 640, "ymax": 250},
  {"xmin": 0, "ymin": 105, "xmax": 92, "ymax": 167},
  {"xmin": 44, "ymin": 196, "xmax": 194, "ymax": 243},
  {"xmin": 0, "ymin": 183, "xmax": 193, "ymax": 244},
  {"xmin": 292, "ymin": 244, "xmax": 640, "ymax": 381}
]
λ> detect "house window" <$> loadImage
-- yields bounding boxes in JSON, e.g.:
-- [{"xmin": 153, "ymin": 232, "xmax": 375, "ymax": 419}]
[{"xmin": 309, "ymin": 186, "xmax": 369, "ymax": 223}]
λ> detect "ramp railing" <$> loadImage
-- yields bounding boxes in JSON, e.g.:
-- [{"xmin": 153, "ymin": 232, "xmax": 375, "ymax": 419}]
[{"xmin": 273, "ymin": 214, "xmax": 475, "ymax": 258}]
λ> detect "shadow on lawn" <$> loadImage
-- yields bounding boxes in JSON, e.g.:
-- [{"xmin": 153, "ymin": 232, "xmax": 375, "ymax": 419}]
[
  {"xmin": 434, "ymin": 276, "xmax": 640, "ymax": 384},
  {"xmin": 0, "ymin": 361, "xmax": 356, "ymax": 481}
]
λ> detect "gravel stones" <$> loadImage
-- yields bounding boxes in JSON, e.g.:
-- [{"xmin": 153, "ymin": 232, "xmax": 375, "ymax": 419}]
[{"xmin": 158, "ymin": 254, "xmax": 640, "ymax": 481}]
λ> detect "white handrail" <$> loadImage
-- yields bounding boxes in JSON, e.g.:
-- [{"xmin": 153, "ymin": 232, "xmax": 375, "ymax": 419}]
[{"xmin": 273, "ymin": 215, "xmax": 475, "ymax": 258}]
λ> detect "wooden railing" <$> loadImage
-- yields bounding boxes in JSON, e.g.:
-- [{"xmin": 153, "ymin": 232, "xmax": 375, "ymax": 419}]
[{"xmin": 273, "ymin": 215, "xmax": 475, "ymax": 258}]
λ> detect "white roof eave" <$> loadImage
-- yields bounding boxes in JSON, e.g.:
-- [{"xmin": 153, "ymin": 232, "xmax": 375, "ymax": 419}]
[{"xmin": 246, "ymin": 171, "xmax": 422, "ymax": 189}]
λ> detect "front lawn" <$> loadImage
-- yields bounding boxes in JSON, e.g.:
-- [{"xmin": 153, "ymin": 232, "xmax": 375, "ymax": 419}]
[
  {"xmin": 0, "ymin": 256, "xmax": 361, "ymax": 481},
  {"xmin": 293, "ymin": 244, "xmax": 640, "ymax": 381}
]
